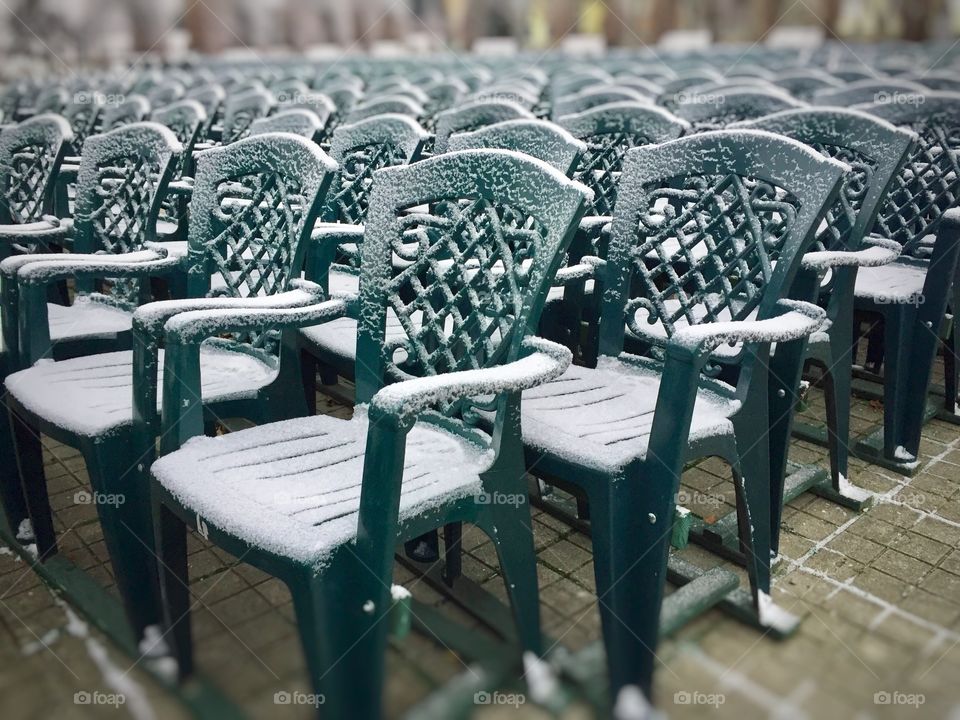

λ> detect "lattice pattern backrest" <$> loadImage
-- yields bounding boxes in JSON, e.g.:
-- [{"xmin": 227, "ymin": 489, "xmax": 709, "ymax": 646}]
[
  {"xmin": 249, "ymin": 109, "xmax": 323, "ymax": 141},
  {"xmin": 676, "ymin": 90, "xmax": 805, "ymax": 132},
  {"xmin": 151, "ymin": 100, "xmax": 206, "ymax": 173},
  {"xmin": 0, "ymin": 114, "xmax": 72, "ymax": 225},
  {"xmin": 433, "ymin": 100, "xmax": 534, "ymax": 153},
  {"xmin": 601, "ymin": 131, "xmax": 846, "ymax": 362},
  {"xmin": 326, "ymin": 114, "xmax": 427, "ymax": 232},
  {"xmin": 559, "ymin": 103, "xmax": 689, "ymax": 216},
  {"xmin": 734, "ymin": 108, "xmax": 916, "ymax": 252},
  {"xmin": 447, "ymin": 119, "xmax": 585, "ymax": 176},
  {"xmin": 101, "ymin": 95, "xmax": 151, "ymax": 131},
  {"xmin": 355, "ymin": 150, "xmax": 590, "ymax": 408},
  {"xmin": 865, "ymin": 96, "xmax": 960, "ymax": 257},
  {"xmin": 186, "ymin": 132, "xmax": 336, "ymax": 321},
  {"xmin": 222, "ymin": 88, "xmax": 274, "ymax": 144},
  {"xmin": 64, "ymin": 95, "xmax": 103, "ymax": 149}
]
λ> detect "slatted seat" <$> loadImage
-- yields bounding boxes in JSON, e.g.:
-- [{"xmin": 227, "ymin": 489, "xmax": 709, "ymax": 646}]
[
  {"xmin": 854, "ymin": 261, "xmax": 927, "ymax": 301},
  {"xmin": 152, "ymin": 408, "xmax": 490, "ymax": 566},
  {"xmin": 47, "ymin": 298, "xmax": 133, "ymax": 342},
  {"xmin": 6, "ymin": 345, "xmax": 276, "ymax": 436},
  {"xmin": 521, "ymin": 358, "xmax": 739, "ymax": 472}
]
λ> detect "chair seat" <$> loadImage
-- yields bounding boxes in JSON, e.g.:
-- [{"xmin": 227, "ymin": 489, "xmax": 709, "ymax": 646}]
[
  {"xmin": 48, "ymin": 299, "xmax": 133, "ymax": 342},
  {"xmin": 7, "ymin": 345, "xmax": 277, "ymax": 436},
  {"xmin": 328, "ymin": 269, "xmax": 359, "ymax": 300},
  {"xmin": 301, "ymin": 310, "xmax": 419, "ymax": 365},
  {"xmin": 520, "ymin": 356, "xmax": 740, "ymax": 472},
  {"xmin": 854, "ymin": 261, "xmax": 927, "ymax": 303},
  {"xmin": 152, "ymin": 408, "xmax": 490, "ymax": 566}
]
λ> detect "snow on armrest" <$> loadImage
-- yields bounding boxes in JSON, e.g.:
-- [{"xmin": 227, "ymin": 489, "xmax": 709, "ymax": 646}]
[
  {"xmin": 0, "ymin": 216, "xmax": 73, "ymax": 244},
  {"xmin": 162, "ymin": 296, "xmax": 348, "ymax": 344},
  {"xmin": 311, "ymin": 222, "xmax": 365, "ymax": 242},
  {"xmin": 671, "ymin": 299, "xmax": 826, "ymax": 355},
  {"xmin": 800, "ymin": 236, "xmax": 901, "ymax": 271},
  {"xmin": 14, "ymin": 247, "xmax": 180, "ymax": 284},
  {"xmin": 167, "ymin": 179, "xmax": 194, "ymax": 196},
  {"xmin": 134, "ymin": 280, "xmax": 328, "ymax": 337},
  {"xmin": 554, "ymin": 255, "xmax": 605, "ymax": 285},
  {"xmin": 370, "ymin": 337, "xmax": 572, "ymax": 424}
]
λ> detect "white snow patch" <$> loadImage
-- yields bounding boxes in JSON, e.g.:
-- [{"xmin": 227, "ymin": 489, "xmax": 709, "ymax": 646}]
[
  {"xmin": 16, "ymin": 518, "xmax": 35, "ymax": 542},
  {"xmin": 390, "ymin": 584, "xmax": 411, "ymax": 601},
  {"xmin": 757, "ymin": 590, "xmax": 798, "ymax": 634},
  {"xmin": 522, "ymin": 652, "xmax": 559, "ymax": 705},
  {"xmin": 613, "ymin": 685, "xmax": 664, "ymax": 720},
  {"xmin": 837, "ymin": 473, "xmax": 873, "ymax": 503}
]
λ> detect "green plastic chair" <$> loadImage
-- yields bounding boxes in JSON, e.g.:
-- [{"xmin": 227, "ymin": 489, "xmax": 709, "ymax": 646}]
[
  {"xmin": 770, "ymin": 69, "xmax": 843, "ymax": 101},
  {"xmin": 146, "ymin": 80, "xmax": 185, "ymax": 109},
  {"xmin": 674, "ymin": 87, "xmax": 806, "ymax": 131},
  {"xmin": 446, "ymin": 118, "xmax": 585, "ymax": 176},
  {"xmin": 101, "ymin": 95, "xmax": 152, "ymax": 132},
  {"xmin": 730, "ymin": 108, "xmax": 915, "ymax": 537},
  {"xmin": 298, "ymin": 114, "xmax": 428, "ymax": 386},
  {"xmin": 249, "ymin": 108, "xmax": 325, "ymax": 142},
  {"xmin": 345, "ymin": 95, "xmax": 424, "ymax": 125},
  {"xmin": 149, "ymin": 148, "xmax": 590, "ymax": 719},
  {"xmin": 151, "ymin": 100, "xmax": 209, "ymax": 244},
  {"xmin": 433, "ymin": 99, "xmax": 535, "ymax": 154},
  {"xmin": 220, "ymin": 88, "xmax": 274, "ymax": 144},
  {"xmin": 3, "ymin": 132, "xmax": 336, "ymax": 643},
  {"xmin": 513, "ymin": 130, "xmax": 844, "ymax": 702},
  {"xmin": 184, "ymin": 83, "xmax": 225, "ymax": 140},
  {"xmin": 551, "ymin": 86, "xmax": 650, "ymax": 120},
  {"xmin": 62, "ymin": 92, "xmax": 104, "ymax": 153},
  {"xmin": 812, "ymin": 79, "xmax": 928, "ymax": 107},
  {"xmin": 849, "ymin": 92, "xmax": 960, "ymax": 467}
]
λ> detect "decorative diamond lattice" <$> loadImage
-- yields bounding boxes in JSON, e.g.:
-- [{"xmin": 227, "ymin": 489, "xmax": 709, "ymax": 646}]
[
  {"xmin": 4, "ymin": 143, "xmax": 55, "ymax": 223},
  {"xmin": 808, "ymin": 142, "xmax": 876, "ymax": 251},
  {"xmin": 574, "ymin": 131, "xmax": 655, "ymax": 216}
]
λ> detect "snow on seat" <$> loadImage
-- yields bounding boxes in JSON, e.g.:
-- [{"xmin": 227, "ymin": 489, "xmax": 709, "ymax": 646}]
[
  {"xmin": 327, "ymin": 268, "xmax": 359, "ymax": 300},
  {"xmin": 48, "ymin": 298, "xmax": 132, "ymax": 342},
  {"xmin": 854, "ymin": 261, "xmax": 927, "ymax": 302},
  {"xmin": 301, "ymin": 309, "xmax": 420, "ymax": 364},
  {"xmin": 151, "ymin": 407, "xmax": 491, "ymax": 567},
  {"xmin": 520, "ymin": 357, "xmax": 740, "ymax": 472},
  {"xmin": 6, "ymin": 345, "xmax": 277, "ymax": 436}
]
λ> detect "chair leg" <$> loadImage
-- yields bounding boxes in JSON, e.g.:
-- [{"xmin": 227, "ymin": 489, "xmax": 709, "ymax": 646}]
[
  {"xmin": 300, "ymin": 350, "xmax": 317, "ymax": 416},
  {"xmin": 881, "ymin": 306, "xmax": 913, "ymax": 459},
  {"xmin": 0, "ymin": 399, "xmax": 30, "ymax": 540},
  {"xmin": 441, "ymin": 522, "xmax": 462, "ymax": 587},
  {"xmin": 288, "ymin": 561, "xmax": 386, "ymax": 720},
  {"xmin": 587, "ymin": 476, "xmax": 672, "ymax": 699},
  {"xmin": 483, "ymin": 503, "xmax": 541, "ymax": 655},
  {"xmin": 85, "ymin": 438, "xmax": 162, "ymax": 641},
  {"xmin": 9, "ymin": 408, "xmax": 56, "ymax": 557},
  {"xmin": 821, "ymin": 360, "xmax": 849, "ymax": 489},
  {"xmin": 154, "ymin": 501, "xmax": 193, "ymax": 678},
  {"xmin": 864, "ymin": 316, "xmax": 885, "ymax": 374}
]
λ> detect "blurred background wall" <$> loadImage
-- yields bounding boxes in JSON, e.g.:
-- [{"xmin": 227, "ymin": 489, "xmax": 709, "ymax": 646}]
[{"xmin": 2, "ymin": 0, "xmax": 959, "ymax": 69}]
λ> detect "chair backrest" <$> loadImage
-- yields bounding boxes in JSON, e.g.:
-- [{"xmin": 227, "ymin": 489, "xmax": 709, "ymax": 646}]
[
  {"xmin": 346, "ymin": 95, "xmax": 424, "ymax": 125},
  {"xmin": 859, "ymin": 92, "xmax": 960, "ymax": 257},
  {"xmin": 184, "ymin": 132, "xmax": 337, "ymax": 306},
  {"xmin": 559, "ymin": 102, "xmax": 689, "ymax": 216},
  {"xmin": 770, "ymin": 69, "xmax": 843, "ymax": 100},
  {"xmin": 812, "ymin": 79, "xmax": 928, "ymax": 107},
  {"xmin": 34, "ymin": 87, "xmax": 69, "ymax": 115},
  {"xmin": 249, "ymin": 109, "xmax": 324, "ymax": 142},
  {"xmin": 279, "ymin": 93, "xmax": 335, "ymax": 128},
  {"xmin": 73, "ymin": 122, "xmax": 181, "ymax": 256},
  {"xmin": 733, "ymin": 108, "xmax": 916, "ymax": 252},
  {"xmin": 63, "ymin": 92, "xmax": 104, "ymax": 149},
  {"xmin": 222, "ymin": 88, "xmax": 274, "ymax": 144},
  {"xmin": 675, "ymin": 88, "xmax": 806, "ymax": 130},
  {"xmin": 354, "ymin": 149, "xmax": 591, "ymax": 411},
  {"xmin": 447, "ymin": 119, "xmax": 585, "ymax": 176},
  {"xmin": 0, "ymin": 114, "xmax": 73, "ymax": 227},
  {"xmin": 827, "ymin": 67, "xmax": 876, "ymax": 83},
  {"xmin": 324, "ymin": 114, "xmax": 428, "ymax": 233},
  {"xmin": 552, "ymin": 86, "xmax": 649, "ymax": 119},
  {"xmin": 324, "ymin": 85, "xmax": 363, "ymax": 120},
  {"xmin": 101, "ymin": 95, "xmax": 151, "ymax": 131},
  {"xmin": 433, "ymin": 100, "xmax": 535, "ymax": 154},
  {"xmin": 908, "ymin": 72, "xmax": 960, "ymax": 92},
  {"xmin": 147, "ymin": 80, "xmax": 185, "ymax": 108},
  {"xmin": 151, "ymin": 100, "xmax": 207, "ymax": 174},
  {"xmin": 598, "ymin": 130, "xmax": 846, "ymax": 378}
]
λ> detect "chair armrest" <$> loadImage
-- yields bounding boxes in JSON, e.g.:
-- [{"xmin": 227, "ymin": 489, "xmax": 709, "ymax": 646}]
[
  {"xmin": 311, "ymin": 222, "xmax": 365, "ymax": 243},
  {"xmin": 370, "ymin": 336, "xmax": 572, "ymax": 426},
  {"xmin": 670, "ymin": 299, "xmax": 826, "ymax": 360},
  {"xmin": 0, "ymin": 217, "xmax": 73, "ymax": 245},
  {"xmin": 554, "ymin": 255, "xmax": 604, "ymax": 285},
  {"xmin": 166, "ymin": 178, "xmax": 194, "ymax": 197},
  {"xmin": 13, "ymin": 247, "xmax": 181, "ymax": 285},
  {"xmin": 800, "ymin": 236, "xmax": 901, "ymax": 271}
]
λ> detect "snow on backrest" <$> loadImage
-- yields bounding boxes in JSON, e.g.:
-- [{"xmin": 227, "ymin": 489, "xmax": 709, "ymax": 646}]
[
  {"xmin": 676, "ymin": 89, "xmax": 805, "ymax": 132},
  {"xmin": 447, "ymin": 119, "xmax": 585, "ymax": 176},
  {"xmin": 433, "ymin": 100, "xmax": 534, "ymax": 154},
  {"xmin": 63, "ymin": 93, "xmax": 103, "ymax": 149},
  {"xmin": 222, "ymin": 88, "xmax": 274, "ymax": 144},
  {"xmin": 734, "ymin": 108, "xmax": 915, "ymax": 252},
  {"xmin": 355, "ymin": 149, "xmax": 590, "ymax": 410},
  {"xmin": 0, "ymin": 114, "xmax": 72, "ymax": 225},
  {"xmin": 559, "ymin": 102, "xmax": 688, "ymax": 217},
  {"xmin": 325, "ymin": 114, "xmax": 426, "ymax": 235},
  {"xmin": 863, "ymin": 94, "xmax": 960, "ymax": 258},
  {"xmin": 101, "ymin": 95, "xmax": 151, "ymax": 131},
  {"xmin": 603, "ymin": 130, "xmax": 846, "ymax": 361}
]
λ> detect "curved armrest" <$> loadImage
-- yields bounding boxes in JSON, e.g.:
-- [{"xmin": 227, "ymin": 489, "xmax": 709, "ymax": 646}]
[
  {"xmin": 311, "ymin": 222, "xmax": 365, "ymax": 242},
  {"xmin": 14, "ymin": 247, "xmax": 181, "ymax": 284},
  {"xmin": 167, "ymin": 179, "xmax": 194, "ymax": 197},
  {"xmin": 0, "ymin": 217, "xmax": 73, "ymax": 245},
  {"xmin": 801, "ymin": 236, "xmax": 902, "ymax": 271},
  {"xmin": 671, "ymin": 299, "xmax": 826, "ymax": 359},
  {"xmin": 370, "ymin": 336, "xmax": 572, "ymax": 425},
  {"xmin": 554, "ymin": 255, "xmax": 605, "ymax": 285}
]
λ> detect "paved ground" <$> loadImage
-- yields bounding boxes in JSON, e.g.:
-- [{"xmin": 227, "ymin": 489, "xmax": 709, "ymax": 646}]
[{"xmin": 1, "ymin": 365, "xmax": 959, "ymax": 719}]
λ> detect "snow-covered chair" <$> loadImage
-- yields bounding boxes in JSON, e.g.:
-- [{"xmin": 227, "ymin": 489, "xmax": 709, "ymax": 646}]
[
  {"xmin": 849, "ymin": 93, "xmax": 960, "ymax": 471},
  {"xmin": 3, "ymin": 133, "xmax": 337, "ymax": 643},
  {"xmin": 432, "ymin": 99, "xmax": 534, "ymax": 154},
  {"xmin": 220, "ymin": 87, "xmax": 274, "ymax": 144},
  {"xmin": 345, "ymin": 95, "xmax": 424, "ymax": 126},
  {"xmin": 62, "ymin": 91, "xmax": 104, "ymax": 154},
  {"xmin": 812, "ymin": 79, "xmax": 929, "ymax": 107},
  {"xmin": 674, "ymin": 87, "xmax": 806, "ymax": 131},
  {"xmin": 299, "ymin": 114, "xmax": 428, "ymax": 386},
  {"xmin": 511, "ymin": 130, "xmax": 844, "ymax": 701},
  {"xmin": 731, "ymin": 109, "xmax": 915, "ymax": 519},
  {"xmin": 146, "ymin": 80, "xmax": 185, "ymax": 109},
  {"xmin": 184, "ymin": 83, "xmax": 226, "ymax": 140},
  {"xmin": 447, "ymin": 118, "xmax": 585, "ymax": 176},
  {"xmin": 551, "ymin": 86, "xmax": 651, "ymax": 120},
  {"xmin": 249, "ymin": 109, "xmax": 325, "ymax": 142},
  {"xmin": 151, "ymin": 100, "xmax": 209, "ymax": 244},
  {"xmin": 100, "ymin": 95, "xmax": 151, "ymax": 132},
  {"xmin": 770, "ymin": 69, "xmax": 844, "ymax": 101},
  {"xmin": 148, "ymin": 149, "xmax": 591, "ymax": 718}
]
